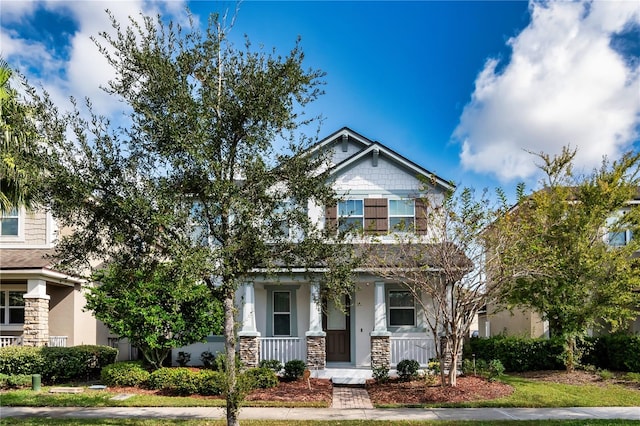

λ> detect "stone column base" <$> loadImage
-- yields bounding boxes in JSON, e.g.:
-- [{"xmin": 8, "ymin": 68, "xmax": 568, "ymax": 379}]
[
  {"xmin": 23, "ymin": 296, "xmax": 49, "ymax": 347},
  {"xmin": 239, "ymin": 335, "xmax": 260, "ymax": 368},
  {"xmin": 370, "ymin": 334, "xmax": 391, "ymax": 370},
  {"xmin": 306, "ymin": 335, "xmax": 326, "ymax": 370}
]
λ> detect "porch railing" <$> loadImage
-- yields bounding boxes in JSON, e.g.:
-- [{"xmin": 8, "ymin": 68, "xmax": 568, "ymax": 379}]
[
  {"xmin": 260, "ymin": 337, "xmax": 306, "ymax": 364},
  {"xmin": 0, "ymin": 336, "xmax": 22, "ymax": 347},
  {"xmin": 390, "ymin": 336, "xmax": 436, "ymax": 366},
  {"xmin": 48, "ymin": 336, "xmax": 67, "ymax": 347}
]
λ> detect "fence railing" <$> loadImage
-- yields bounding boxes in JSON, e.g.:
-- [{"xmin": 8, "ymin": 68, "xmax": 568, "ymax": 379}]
[
  {"xmin": 390, "ymin": 336, "xmax": 436, "ymax": 366},
  {"xmin": 260, "ymin": 337, "xmax": 306, "ymax": 364},
  {"xmin": 0, "ymin": 336, "xmax": 22, "ymax": 347},
  {"xmin": 48, "ymin": 336, "xmax": 67, "ymax": 347}
]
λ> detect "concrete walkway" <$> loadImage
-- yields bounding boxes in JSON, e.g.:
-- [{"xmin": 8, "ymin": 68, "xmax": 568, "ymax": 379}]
[{"xmin": 2, "ymin": 406, "xmax": 639, "ymax": 421}]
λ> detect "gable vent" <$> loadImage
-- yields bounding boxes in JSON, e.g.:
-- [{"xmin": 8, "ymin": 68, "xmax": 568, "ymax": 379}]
[
  {"xmin": 372, "ymin": 148, "xmax": 379, "ymax": 167},
  {"xmin": 341, "ymin": 134, "xmax": 349, "ymax": 152}
]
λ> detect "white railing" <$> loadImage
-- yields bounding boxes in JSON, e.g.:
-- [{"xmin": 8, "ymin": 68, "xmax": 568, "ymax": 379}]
[
  {"xmin": 0, "ymin": 336, "xmax": 22, "ymax": 347},
  {"xmin": 390, "ymin": 336, "xmax": 436, "ymax": 366},
  {"xmin": 260, "ymin": 337, "xmax": 306, "ymax": 364},
  {"xmin": 48, "ymin": 336, "xmax": 67, "ymax": 347}
]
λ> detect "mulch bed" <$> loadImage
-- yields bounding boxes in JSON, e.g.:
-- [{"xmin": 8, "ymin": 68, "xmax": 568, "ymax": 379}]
[{"xmin": 366, "ymin": 375, "xmax": 514, "ymax": 405}]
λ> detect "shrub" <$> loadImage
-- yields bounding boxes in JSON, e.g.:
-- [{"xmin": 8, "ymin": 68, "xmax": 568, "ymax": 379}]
[
  {"xmin": 372, "ymin": 365, "xmax": 389, "ymax": 384},
  {"xmin": 101, "ymin": 362, "xmax": 150, "ymax": 387},
  {"xmin": 0, "ymin": 373, "xmax": 32, "ymax": 389},
  {"xmin": 584, "ymin": 334, "xmax": 640, "ymax": 373},
  {"xmin": 198, "ymin": 370, "xmax": 226, "ymax": 395},
  {"xmin": 176, "ymin": 352, "xmax": 191, "ymax": 367},
  {"xmin": 148, "ymin": 367, "xmax": 199, "ymax": 395},
  {"xmin": 259, "ymin": 359, "xmax": 283, "ymax": 373},
  {"xmin": 396, "ymin": 359, "xmax": 420, "ymax": 381},
  {"xmin": 0, "ymin": 345, "xmax": 117, "ymax": 383},
  {"xmin": 200, "ymin": 351, "xmax": 216, "ymax": 369},
  {"xmin": 467, "ymin": 336, "xmax": 564, "ymax": 372},
  {"xmin": 487, "ymin": 359, "xmax": 505, "ymax": 382},
  {"xmin": 283, "ymin": 359, "xmax": 306, "ymax": 381},
  {"xmin": 244, "ymin": 367, "xmax": 278, "ymax": 389}
]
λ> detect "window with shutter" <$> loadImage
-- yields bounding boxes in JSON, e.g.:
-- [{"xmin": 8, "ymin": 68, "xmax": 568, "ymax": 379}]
[
  {"xmin": 415, "ymin": 198, "xmax": 428, "ymax": 235},
  {"xmin": 364, "ymin": 198, "xmax": 388, "ymax": 234}
]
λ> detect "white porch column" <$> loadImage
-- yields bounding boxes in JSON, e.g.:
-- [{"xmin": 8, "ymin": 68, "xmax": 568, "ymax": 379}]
[
  {"xmin": 372, "ymin": 281, "xmax": 390, "ymax": 335},
  {"xmin": 239, "ymin": 282, "xmax": 259, "ymax": 336},
  {"xmin": 306, "ymin": 282, "xmax": 325, "ymax": 336}
]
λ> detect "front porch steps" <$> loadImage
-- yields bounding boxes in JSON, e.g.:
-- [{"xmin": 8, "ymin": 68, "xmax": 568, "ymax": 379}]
[{"xmin": 311, "ymin": 367, "xmax": 373, "ymax": 387}]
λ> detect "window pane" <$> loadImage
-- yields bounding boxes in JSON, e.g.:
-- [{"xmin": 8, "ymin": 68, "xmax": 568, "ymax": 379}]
[
  {"xmin": 390, "ymin": 309, "xmax": 415, "ymax": 326},
  {"xmin": 339, "ymin": 217, "xmax": 363, "ymax": 232},
  {"xmin": 0, "ymin": 292, "xmax": 4, "ymax": 305},
  {"xmin": 1, "ymin": 218, "xmax": 18, "ymax": 236},
  {"xmin": 389, "ymin": 200, "xmax": 414, "ymax": 216},
  {"xmin": 609, "ymin": 232, "xmax": 627, "ymax": 246},
  {"xmin": 0, "ymin": 307, "xmax": 4, "ymax": 323},
  {"xmin": 389, "ymin": 291, "xmax": 413, "ymax": 307},
  {"xmin": 338, "ymin": 200, "xmax": 363, "ymax": 216},
  {"xmin": 273, "ymin": 292, "xmax": 290, "ymax": 313},
  {"xmin": 9, "ymin": 308, "xmax": 24, "ymax": 324},
  {"xmin": 273, "ymin": 314, "xmax": 290, "ymax": 335},
  {"xmin": 8, "ymin": 292, "xmax": 25, "ymax": 307},
  {"xmin": 389, "ymin": 217, "xmax": 414, "ymax": 231}
]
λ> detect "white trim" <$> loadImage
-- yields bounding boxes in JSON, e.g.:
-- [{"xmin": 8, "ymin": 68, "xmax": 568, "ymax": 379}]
[
  {"xmin": 0, "ymin": 207, "xmax": 25, "ymax": 242},
  {"xmin": 0, "ymin": 268, "xmax": 85, "ymax": 286}
]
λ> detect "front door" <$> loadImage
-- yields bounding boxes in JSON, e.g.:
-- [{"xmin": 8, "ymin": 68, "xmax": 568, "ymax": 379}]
[{"xmin": 323, "ymin": 295, "xmax": 350, "ymax": 362}]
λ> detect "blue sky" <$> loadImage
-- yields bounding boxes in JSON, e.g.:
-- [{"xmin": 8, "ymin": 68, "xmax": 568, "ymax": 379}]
[{"xmin": 2, "ymin": 1, "xmax": 639, "ymax": 201}]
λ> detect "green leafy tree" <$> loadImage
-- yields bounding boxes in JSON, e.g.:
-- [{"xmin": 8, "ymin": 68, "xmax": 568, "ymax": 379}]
[
  {"xmin": 0, "ymin": 59, "xmax": 47, "ymax": 212},
  {"xmin": 497, "ymin": 147, "xmax": 640, "ymax": 371},
  {"xmin": 362, "ymin": 184, "xmax": 511, "ymax": 387},
  {"xmin": 43, "ymin": 11, "xmax": 355, "ymax": 425},
  {"xmin": 88, "ymin": 261, "xmax": 224, "ymax": 369}
]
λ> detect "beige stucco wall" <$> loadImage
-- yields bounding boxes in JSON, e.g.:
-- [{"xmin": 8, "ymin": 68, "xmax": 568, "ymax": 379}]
[
  {"xmin": 479, "ymin": 306, "xmax": 547, "ymax": 338},
  {"xmin": 47, "ymin": 284, "xmax": 75, "ymax": 342}
]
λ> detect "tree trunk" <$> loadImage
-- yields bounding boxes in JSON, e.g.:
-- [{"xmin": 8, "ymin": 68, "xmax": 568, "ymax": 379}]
[
  {"xmin": 223, "ymin": 290, "xmax": 240, "ymax": 426},
  {"xmin": 448, "ymin": 350, "xmax": 458, "ymax": 387},
  {"xmin": 565, "ymin": 335, "xmax": 576, "ymax": 373}
]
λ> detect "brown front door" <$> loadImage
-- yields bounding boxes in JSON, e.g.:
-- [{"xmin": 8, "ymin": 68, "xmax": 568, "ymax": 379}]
[{"xmin": 323, "ymin": 295, "xmax": 350, "ymax": 362}]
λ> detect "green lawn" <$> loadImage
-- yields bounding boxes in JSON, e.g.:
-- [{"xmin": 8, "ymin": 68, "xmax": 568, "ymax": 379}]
[
  {"xmin": 1, "ymin": 374, "xmax": 639, "ymax": 409},
  {"xmin": 1, "ymin": 420, "xmax": 640, "ymax": 426}
]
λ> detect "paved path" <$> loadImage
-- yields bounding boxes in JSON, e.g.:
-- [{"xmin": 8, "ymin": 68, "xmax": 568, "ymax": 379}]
[
  {"xmin": 2, "ymin": 406, "xmax": 639, "ymax": 421},
  {"xmin": 331, "ymin": 386, "xmax": 373, "ymax": 409}
]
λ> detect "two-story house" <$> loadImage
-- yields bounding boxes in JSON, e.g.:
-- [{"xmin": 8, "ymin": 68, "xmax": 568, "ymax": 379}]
[
  {"xmin": 0, "ymin": 208, "xmax": 111, "ymax": 347},
  {"xmin": 176, "ymin": 127, "xmax": 456, "ymax": 371}
]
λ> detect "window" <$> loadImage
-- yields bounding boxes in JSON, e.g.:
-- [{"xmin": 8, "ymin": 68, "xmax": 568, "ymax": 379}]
[
  {"xmin": 609, "ymin": 230, "xmax": 633, "ymax": 247},
  {"xmin": 0, "ymin": 291, "xmax": 25, "ymax": 324},
  {"xmin": 338, "ymin": 200, "xmax": 363, "ymax": 232},
  {"xmin": 389, "ymin": 199, "xmax": 415, "ymax": 231},
  {"xmin": 273, "ymin": 291, "xmax": 291, "ymax": 336},
  {"xmin": 388, "ymin": 290, "xmax": 415, "ymax": 327},
  {"xmin": 0, "ymin": 209, "xmax": 19, "ymax": 236}
]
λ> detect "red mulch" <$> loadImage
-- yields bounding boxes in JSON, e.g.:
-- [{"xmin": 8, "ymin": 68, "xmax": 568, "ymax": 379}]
[{"xmin": 366, "ymin": 375, "xmax": 514, "ymax": 405}]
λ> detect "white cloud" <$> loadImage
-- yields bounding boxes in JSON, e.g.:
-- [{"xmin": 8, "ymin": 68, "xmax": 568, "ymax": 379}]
[
  {"xmin": 2, "ymin": 0, "xmax": 189, "ymax": 116},
  {"xmin": 454, "ymin": 0, "xmax": 640, "ymax": 182}
]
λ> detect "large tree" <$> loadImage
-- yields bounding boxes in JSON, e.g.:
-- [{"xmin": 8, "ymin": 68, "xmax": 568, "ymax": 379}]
[
  {"xmin": 0, "ymin": 59, "xmax": 48, "ymax": 212},
  {"xmin": 497, "ymin": 147, "xmax": 640, "ymax": 370},
  {"xmin": 44, "ymin": 11, "xmax": 355, "ymax": 425},
  {"xmin": 363, "ymin": 184, "xmax": 511, "ymax": 387}
]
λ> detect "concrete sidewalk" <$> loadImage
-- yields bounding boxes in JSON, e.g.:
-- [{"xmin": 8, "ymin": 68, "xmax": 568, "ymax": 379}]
[{"xmin": 2, "ymin": 406, "xmax": 639, "ymax": 421}]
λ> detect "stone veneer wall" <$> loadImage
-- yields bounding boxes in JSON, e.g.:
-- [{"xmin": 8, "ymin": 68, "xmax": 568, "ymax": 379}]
[
  {"xmin": 306, "ymin": 335, "xmax": 326, "ymax": 369},
  {"xmin": 239, "ymin": 336, "xmax": 260, "ymax": 368},
  {"xmin": 22, "ymin": 297, "xmax": 49, "ymax": 347},
  {"xmin": 370, "ymin": 335, "xmax": 390, "ymax": 369}
]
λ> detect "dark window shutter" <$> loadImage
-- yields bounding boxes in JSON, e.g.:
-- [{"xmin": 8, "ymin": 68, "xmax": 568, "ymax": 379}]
[
  {"xmin": 364, "ymin": 198, "xmax": 388, "ymax": 234},
  {"xmin": 415, "ymin": 198, "xmax": 428, "ymax": 235},
  {"xmin": 325, "ymin": 205, "xmax": 337, "ymax": 232}
]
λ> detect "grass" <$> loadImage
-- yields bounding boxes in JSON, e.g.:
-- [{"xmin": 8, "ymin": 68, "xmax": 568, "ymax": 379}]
[
  {"xmin": 1, "ymin": 374, "xmax": 639, "ymax": 409},
  {"xmin": 1, "ymin": 420, "xmax": 640, "ymax": 425}
]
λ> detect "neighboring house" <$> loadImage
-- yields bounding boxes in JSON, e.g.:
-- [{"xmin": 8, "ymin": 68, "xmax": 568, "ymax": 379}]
[
  {"xmin": 478, "ymin": 190, "xmax": 640, "ymax": 339},
  {"xmin": 177, "ymin": 127, "xmax": 456, "ymax": 369},
  {"xmin": 0, "ymin": 208, "xmax": 112, "ymax": 348}
]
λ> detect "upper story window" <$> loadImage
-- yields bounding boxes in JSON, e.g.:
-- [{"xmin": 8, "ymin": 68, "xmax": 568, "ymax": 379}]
[
  {"xmin": 609, "ymin": 230, "xmax": 633, "ymax": 247},
  {"xmin": 338, "ymin": 200, "xmax": 363, "ymax": 232},
  {"xmin": 0, "ymin": 291, "xmax": 25, "ymax": 325},
  {"xmin": 388, "ymin": 199, "xmax": 415, "ymax": 232},
  {"xmin": 388, "ymin": 289, "xmax": 415, "ymax": 327},
  {"xmin": 0, "ymin": 209, "xmax": 19, "ymax": 237}
]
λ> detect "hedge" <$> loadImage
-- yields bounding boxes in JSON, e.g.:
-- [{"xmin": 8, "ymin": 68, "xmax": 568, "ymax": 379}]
[
  {"xmin": 0, "ymin": 345, "xmax": 118, "ymax": 383},
  {"xmin": 101, "ymin": 361, "xmax": 150, "ymax": 387},
  {"xmin": 467, "ymin": 334, "xmax": 640, "ymax": 373}
]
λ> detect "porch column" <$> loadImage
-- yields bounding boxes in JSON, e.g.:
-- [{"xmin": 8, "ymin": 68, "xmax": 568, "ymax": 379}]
[
  {"xmin": 305, "ymin": 282, "xmax": 326, "ymax": 369},
  {"xmin": 23, "ymin": 279, "xmax": 50, "ymax": 347},
  {"xmin": 370, "ymin": 281, "xmax": 391, "ymax": 370},
  {"xmin": 238, "ymin": 282, "xmax": 260, "ymax": 368}
]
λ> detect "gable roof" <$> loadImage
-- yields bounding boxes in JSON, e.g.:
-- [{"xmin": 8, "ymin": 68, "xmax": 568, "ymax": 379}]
[{"xmin": 314, "ymin": 127, "xmax": 455, "ymax": 192}]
